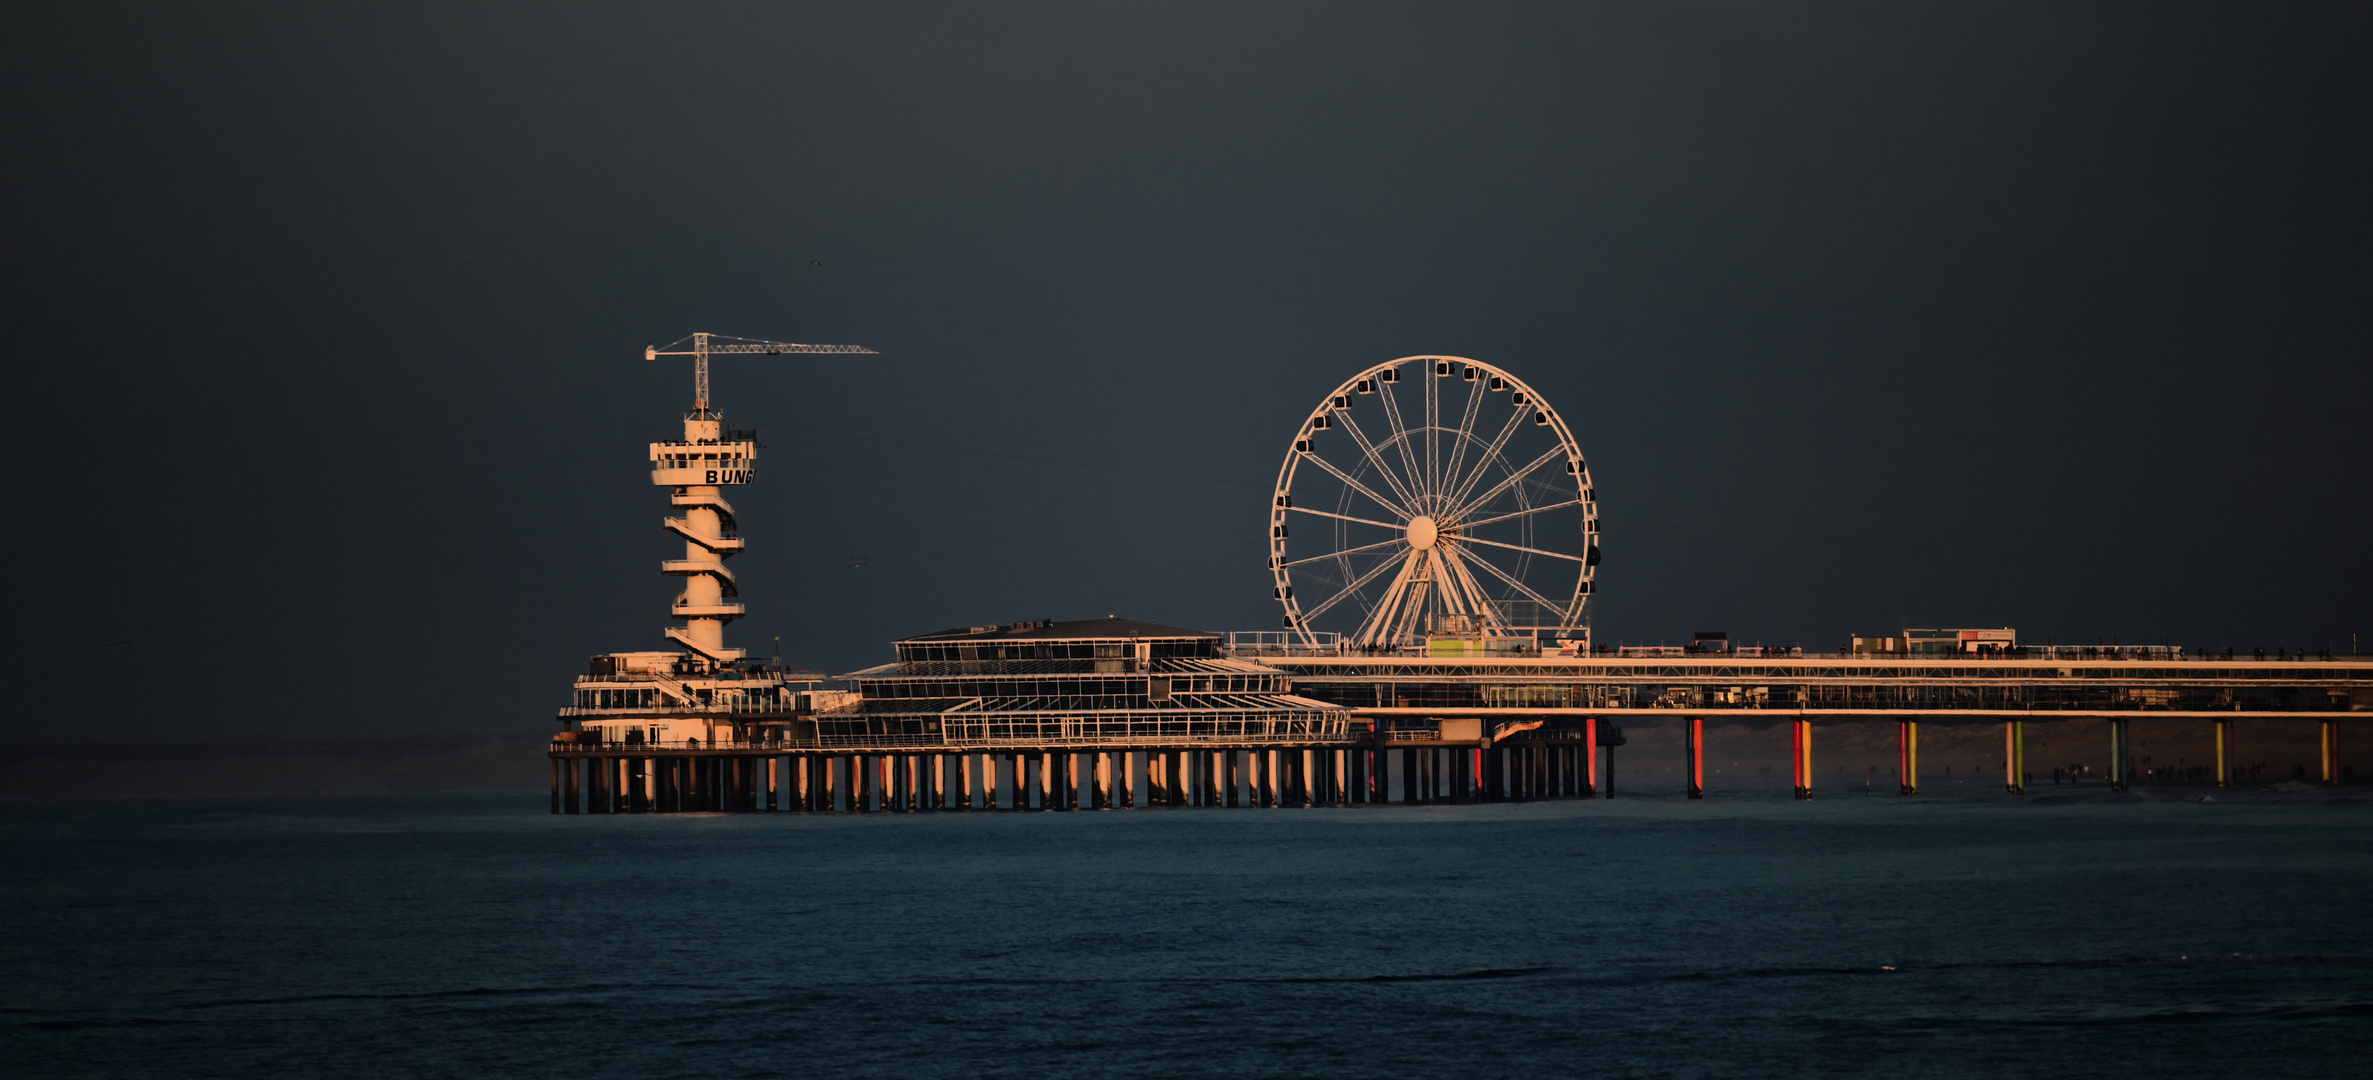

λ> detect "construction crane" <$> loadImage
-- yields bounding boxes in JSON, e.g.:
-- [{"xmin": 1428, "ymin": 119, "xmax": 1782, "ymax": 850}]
[{"xmin": 645, "ymin": 332, "xmax": 877, "ymax": 415}]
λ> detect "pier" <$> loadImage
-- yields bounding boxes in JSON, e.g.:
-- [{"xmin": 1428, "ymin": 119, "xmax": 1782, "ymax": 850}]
[
  {"xmin": 552, "ymin": 640, "xmax": 2367, "ymax": 812},
  {"xmin": 552, "ymin": 344, "xmax": 2363, "ymax": 812}
]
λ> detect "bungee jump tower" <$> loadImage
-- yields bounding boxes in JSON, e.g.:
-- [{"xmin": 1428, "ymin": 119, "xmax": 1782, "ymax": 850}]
[{"xmin": 552, "ymin": 333, "xmax": 873, "ymax": 763}]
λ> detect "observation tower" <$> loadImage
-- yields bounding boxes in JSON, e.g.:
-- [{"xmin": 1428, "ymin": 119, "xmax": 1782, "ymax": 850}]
[
  {"xmin": 642, "ymin": 332, "xmax": 874, "ymax": 666},
  {"xmin": 552, "ymin": 332, "xmax": 874, "ymax": 758}
]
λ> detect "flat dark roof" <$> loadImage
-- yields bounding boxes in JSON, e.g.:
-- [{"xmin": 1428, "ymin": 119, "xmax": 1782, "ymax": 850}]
[{"xmin": 900, "ymin": 617, "xmax": 1218, "ymax": 643}]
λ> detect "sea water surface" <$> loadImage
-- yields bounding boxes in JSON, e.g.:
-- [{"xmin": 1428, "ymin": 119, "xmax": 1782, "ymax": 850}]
[{"xmin": 4, "ymin": 788, "xmax": 2369, "ymax": 1078}]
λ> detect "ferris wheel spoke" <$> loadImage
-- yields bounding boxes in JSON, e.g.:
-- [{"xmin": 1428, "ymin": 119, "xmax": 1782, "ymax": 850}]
[
  {"xmin": 1431, "ymin": 547, "xmax": 1487, "ymax": 619},
  {"xmin": 1300, "ymin": 447, "xmax": 1414, "ymax": 519},
  {"xmin": 1439, "ymin": 376, "xmax": 1488, "ymax": 500},
  {"xmin": 1452, "ymin": 446, "xmax": 1567, "ymax": 521},
  {"xmin": 1456, "ymin": 534, "xmax": 1589, "ymax": 562},
  {"xmin": 1423, "ymin": 548, "xmax": 1463, "ymax": 613},
  {"xmin": 1355, "ymin": 550, "xmax": 1426, "ymax": 646},
  {"xmin": 1375, "ymin": 382, "xmax": 1430, "ymax": 509},
  {"xmin": 1445, "ymin": 403, "xmax": 1533, "ymax": 510},
  {"xmin": 1332, "ymin": 412, "xmax": 1421, "ymax": 511},
  {"xmin": 1457, "ymin": 498, "xmax": 1586, "ymax": 533},
  {"xmin": 1283, "ymin": 536, "xmax": 1402, "ymax": 566},
  {"xmin": 1455, "ymin": 544, "xmax": 1563, "ymax": 610},
  {"xmin": 1414, "ymin": 363, "xmax": 1433, "ymax": 503},
  {"xmin": 1441, "ymin": 548, "xmax": 1513, "ymax": 630},
  {"xmin": 1287, "ymin": 506, "xmax": 1406, "ymax": 532},
  {"xmin": 1299, "ymin": 550, "xmax": 1409, "ymax": 622}
]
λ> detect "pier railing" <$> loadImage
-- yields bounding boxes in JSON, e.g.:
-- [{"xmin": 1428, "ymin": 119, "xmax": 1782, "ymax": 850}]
[{"xmin": 554, "ymin": 731, "xmax": 1367, "ymax": 753}]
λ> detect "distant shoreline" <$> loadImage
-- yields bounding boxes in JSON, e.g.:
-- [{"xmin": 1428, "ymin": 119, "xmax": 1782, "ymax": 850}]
[{"xmin": 0, "ymin": 735, "xmax": 553, "ymax": 798}]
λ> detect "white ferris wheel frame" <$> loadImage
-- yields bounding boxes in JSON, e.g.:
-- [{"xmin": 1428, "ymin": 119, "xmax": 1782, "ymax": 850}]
[{"xmin": 1268, "ymin": 356, "xmax": 1598, "ymax": 649}]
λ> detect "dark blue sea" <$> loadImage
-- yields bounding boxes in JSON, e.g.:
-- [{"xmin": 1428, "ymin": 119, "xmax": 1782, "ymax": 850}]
[{"xmin": 6, "ymin": 788, "xmax": 2369, "ymax": 1078}]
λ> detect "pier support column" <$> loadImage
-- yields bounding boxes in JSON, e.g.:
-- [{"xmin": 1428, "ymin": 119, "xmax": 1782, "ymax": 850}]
[
  {"xmin": 2214, "ymin": 720, "xmax": 2232, "ymax": 788},
  {"xmin": 1791, "ymin": 720, "xmax": 1813, "ymax": 800},
  {"xmin": 1583, "ymin": 719, "xmax": 1598, "ymax": 798},
  {"xmin": 2004, "ymin": 722, "xmax": 2025, "ymax": 795},
  {"xmin": 2108, "ymin": 720, "xmax": 2130, "ymax": 793},
  {"xmin": 2321, "ymin": 721, "xmax": 2339, "ymax": 786},
  {"xmin": 1686, "ymin": 718, "xmax": 1705, "ymax": 799},
  {"xmin": 1898, "ymin": 721, "xmax": 1919, "ymax": 796},
  {"xmin": 563, "ymin": 756, "xmax": 580, "ymax": 814},
  {"xmin": 549, "ymin": 758, "xmax": 560, "ymax": 814},
  {"xmin": 1092, "ymin": 752, "xmax": 1111, "ymax": 808}
]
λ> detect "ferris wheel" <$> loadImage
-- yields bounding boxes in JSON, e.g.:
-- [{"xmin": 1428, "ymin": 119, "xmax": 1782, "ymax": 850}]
[{"xmin": 1269, "ymin": 356, "xmax": 1598, "ymax": 649}]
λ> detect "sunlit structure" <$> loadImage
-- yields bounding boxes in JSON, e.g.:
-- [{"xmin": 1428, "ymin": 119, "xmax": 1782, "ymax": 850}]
[
  {"xmin": 560, "ymin": 333, "xmax": 874, "ymax": 749},
  {"xmin": 1269, "ymin": 356, "xmax": 1597, "ymax": 652},
  {"xmin": 549, "ymin": 348, "xmax": 2367, "ymax": 814}
]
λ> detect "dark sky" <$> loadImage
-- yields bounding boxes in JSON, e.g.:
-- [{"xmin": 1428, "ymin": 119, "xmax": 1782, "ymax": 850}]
[{"xmin": 5, "ymin": 2, "xmax": 2367, "ymax": 741}]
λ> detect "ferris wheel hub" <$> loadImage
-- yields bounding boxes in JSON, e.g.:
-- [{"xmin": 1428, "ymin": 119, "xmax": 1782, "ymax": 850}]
[{"xmin": 1407, "ymin": 515, "xmax": 1439, "ymax": 551}]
